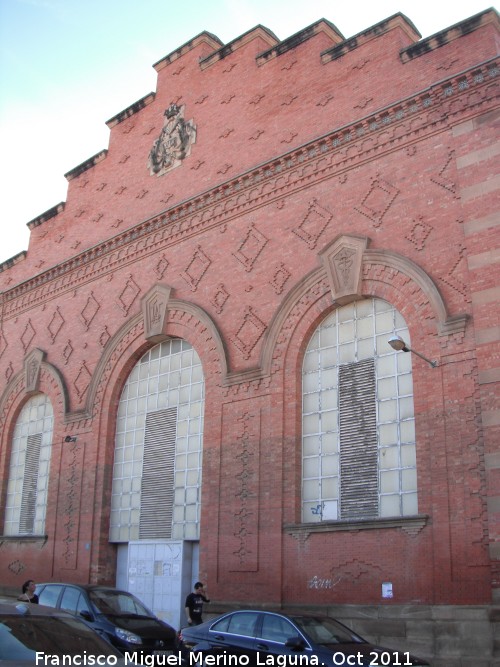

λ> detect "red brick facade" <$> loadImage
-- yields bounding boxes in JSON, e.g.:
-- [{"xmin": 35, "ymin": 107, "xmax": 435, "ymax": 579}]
[{"xmin": 0, "ymin": 7, "xmax": 499, "ymax": 625}]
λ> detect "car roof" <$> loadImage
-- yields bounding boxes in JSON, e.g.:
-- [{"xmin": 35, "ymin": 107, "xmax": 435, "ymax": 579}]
[
  {"xmin": 0, "ymin": 602, "xmax": 75, "ymax": 616},
  {"xmin": 215, "ymin": 610, "xmax": 329, "ymax": 619},
  {"xmin": 37, "ymin": 583, "xmax": 126, "ymax": 592}
]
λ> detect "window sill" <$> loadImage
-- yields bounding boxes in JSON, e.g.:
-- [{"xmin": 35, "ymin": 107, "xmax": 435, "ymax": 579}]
[
  {"xmin": 0, "ymin": 534, "xmax": 48, "ymax": 544},
  {"xmin": 284, "ymin": 514, "xmax": 429, "ymax": 538}
]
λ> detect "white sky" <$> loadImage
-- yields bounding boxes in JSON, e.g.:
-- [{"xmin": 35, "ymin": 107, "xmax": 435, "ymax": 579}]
[{"xmin": 0, "ymin": 0, "xmax": 495, "ymax": 263}]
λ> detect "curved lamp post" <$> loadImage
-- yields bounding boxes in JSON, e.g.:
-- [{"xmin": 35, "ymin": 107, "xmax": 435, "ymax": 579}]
[{"xmin": 388, "ymin": 335, "xmax": 438, "ymax": 368}]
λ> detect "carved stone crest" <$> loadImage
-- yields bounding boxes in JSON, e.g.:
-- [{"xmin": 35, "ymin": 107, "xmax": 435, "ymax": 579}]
[
  {"xmin": 142, "ymin": 284, "xmax": 172, "ymax": 342},
  {"xmin": 24, "ymin": 348, "xmax": 45, "ymax": 394},
  {"xmin": 319, "ymin": 235, "xmax": 368, "ymax": 305},
  {"xmin": 147, "ymin": 104, "xmax": 196, "ymax": 177}
]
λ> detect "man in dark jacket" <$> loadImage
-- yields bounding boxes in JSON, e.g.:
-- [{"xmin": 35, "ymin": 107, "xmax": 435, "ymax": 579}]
[{"xmin": 185, "ymin": 582, "xmax": 210, "ymax": 625}]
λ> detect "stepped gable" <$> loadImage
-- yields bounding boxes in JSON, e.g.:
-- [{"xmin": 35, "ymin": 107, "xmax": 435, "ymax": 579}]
[
  {"xmin": 0, "ymin": 8, "xmax": 498, "ymax": 281},
  {"xmin": 152, "ymin": 30, "xmax": 224, "ymax": 71},
  {"xmin": 321, "ymin": 12, "xmax": 421, "ymax": 63},
  {"xmin": 197, "ymin": 24, "xmax": 279, "ymax": 70}
]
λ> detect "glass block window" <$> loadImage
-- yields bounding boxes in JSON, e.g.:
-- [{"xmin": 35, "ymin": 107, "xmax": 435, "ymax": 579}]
[
  {"xmin": 302, "ymin": 298, "xmax": 416, "ymax": 523},
  {"xmin": 110, "ymin": 338, "xmax": 204, "ymax": 542},
  {"xmin": 4, "ymin": 394, "xmax": 54, "ymax": 536}
]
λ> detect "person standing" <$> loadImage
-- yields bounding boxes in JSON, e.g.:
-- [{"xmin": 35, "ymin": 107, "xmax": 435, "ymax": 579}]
[
  {"xmin": 185, "ymin": 582, "xmax": 210, "ymax": 625},
  {"xmin": 18, "ymin": 579, "xmax": 39, "ymax": 604}
]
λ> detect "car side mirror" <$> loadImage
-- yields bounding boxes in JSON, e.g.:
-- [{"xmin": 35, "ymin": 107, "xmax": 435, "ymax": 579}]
[
  {"xmin": 80, "ymin": 610, "xmax": 94, "ymax": 622},
  {"xmin": 284, "ymin": 637, "xmax": 306, "ymax": 651}
]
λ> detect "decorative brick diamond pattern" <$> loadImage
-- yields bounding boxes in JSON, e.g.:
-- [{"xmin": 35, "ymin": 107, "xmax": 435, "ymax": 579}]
[
  {"xmin": 63, "ymin": 340, "xmax": 74, "ymax": 365},
  {"xmin": 406, "ymin": 218, "xmax": 433, "ymax": 251},
  {"xmin": 181, "ymin": 246, "xmax": 211, "ymax": 291},
  {"xmin": 431, "ymin": 150, "xmax": 457, "ymax": 195},
  {"xmin": 293, "ymin": 200, "xmax": 332, "ymax": 249},
  {"xmin": 270, "ymin": 263, "xmax": 291, "ymax": 295},
  {"xmin": 231, "ymin": 307, "xmax": 267, "ymax": 360},
  {"xmin": 21, "ymin": 320, "xmax": 36, "ymax": 352},
  {"xmin": 48, "ymin": 307, "xmax": 65, "ymax": 342},
  {"xmin": 74, "ymin": 361, "xmax": 92, "ymax": 400},
  {"xmin": 80, "ymin": 292, "xmax": 100, "ymax": 330},
  {"xmin": 211, "ymin": 283, "xmax": 230, "ymax": 314},
  {"xmin": 118, "ymin": 275, "xmax": 141, "ymax": 315},
  {"xmin": 154, "ymin": 255, "xmax": 169, "ymax": 280},
  {"xmin": 233, "ymin": 224, "xmax": 268, "ymax": 272},
  {"xmin": 355, "ymin": 178, "xmax": 399, "ymax": 228}
]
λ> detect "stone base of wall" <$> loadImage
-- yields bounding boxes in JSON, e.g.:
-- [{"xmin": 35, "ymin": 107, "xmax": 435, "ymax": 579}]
[
  {"xmin": 327, "ymin": 603, "xmax": 500, "ymax": 667},
  {"xmin": 210, "ymin": 602, "xmax": 500, "ymax": 667}
]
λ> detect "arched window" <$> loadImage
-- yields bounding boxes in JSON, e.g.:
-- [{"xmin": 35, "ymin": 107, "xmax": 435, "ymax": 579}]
[
  {"xmin": 109, "ymin": 338, "xmax": 204, "ymax": 542},
  {"xmin": 302, "ymin": 298, "xmax": 416, "ymax": 523},
  {"xmin": 4, "ymin": 394, "xmax": 54, "ymax": 536}
]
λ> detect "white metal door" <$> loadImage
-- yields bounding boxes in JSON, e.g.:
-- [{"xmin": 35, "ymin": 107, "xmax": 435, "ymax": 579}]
[{"xmin": 124, "ymin": 540, "xmax": 196, "ymax": 630}]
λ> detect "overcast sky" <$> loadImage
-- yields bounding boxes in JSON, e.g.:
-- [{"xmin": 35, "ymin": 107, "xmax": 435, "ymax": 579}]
[{"xmin": 0, "ymin": 0, "xmax": 494, "ymax": 264}]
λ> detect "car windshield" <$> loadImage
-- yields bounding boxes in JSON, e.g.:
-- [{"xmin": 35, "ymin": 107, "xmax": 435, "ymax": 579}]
[
  {"xmin": 0, "ymin": 612, "xmax": 123, "ymax": 660},
  {"xmin": 89, "ymin": 590, "xmax": 152, "ymax": 617},
  {"xmin": 291, "ymin": 616, "xmax": 366, "ymax": 645}
]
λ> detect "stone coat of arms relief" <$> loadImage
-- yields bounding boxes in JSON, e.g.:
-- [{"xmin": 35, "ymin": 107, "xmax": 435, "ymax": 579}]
[{"xmin": 147, "ymin": 103, "xmax": 196, "ymax": 176}]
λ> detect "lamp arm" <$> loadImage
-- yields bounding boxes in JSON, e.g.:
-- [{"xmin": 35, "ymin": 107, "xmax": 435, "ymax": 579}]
[{"xmin": 407, "ymin": 346, "xmax": 438, "ymax": 368}]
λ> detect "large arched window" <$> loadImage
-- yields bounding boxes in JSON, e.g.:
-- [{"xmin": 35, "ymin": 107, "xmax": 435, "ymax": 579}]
[
  {"xmin": 4, "ymin": 394, "xmax": 54, "ymax": 536},
  {"xmin": 302, "ymin": 298, "xmax": 416, "ymax": 523},
  {"xmin": 109, "ymin": 338, "xmax": 204, "ymax": 542}
]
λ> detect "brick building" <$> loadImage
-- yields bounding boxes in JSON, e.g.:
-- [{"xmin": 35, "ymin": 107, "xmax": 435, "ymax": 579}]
[{"xmin": 0, "ymin": 8, "xmax": 499, "ymax": 664}]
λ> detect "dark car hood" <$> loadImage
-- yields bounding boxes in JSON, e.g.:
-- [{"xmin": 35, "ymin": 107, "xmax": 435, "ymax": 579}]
[{"xmin": 102, "ymin": 614, "xmax": 175, "ymax": 639}]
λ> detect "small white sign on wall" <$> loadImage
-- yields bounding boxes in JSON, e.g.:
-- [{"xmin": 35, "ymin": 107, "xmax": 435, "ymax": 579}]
[{"xmin": 382, "ymin": 582, "xmax": 393, "ymax": 598}]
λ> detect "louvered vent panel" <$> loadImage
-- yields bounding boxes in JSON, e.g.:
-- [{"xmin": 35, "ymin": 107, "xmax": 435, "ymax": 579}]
[
  {"xmin": 339, "ymin": 358, "xmax": 378, "ymax": 519},
  {"xmin": 139, "ymin": 408, "xmax": 177, "ymax": 539},
  {"xmin": 19, "ymin": 433, "xmax": 42, "ymax": 534}
]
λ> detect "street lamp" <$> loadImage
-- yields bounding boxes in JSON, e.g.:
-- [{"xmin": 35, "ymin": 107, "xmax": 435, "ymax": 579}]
[{"xmin": 388, "ymin": 335, "xmax": 438, "ymax": 368}]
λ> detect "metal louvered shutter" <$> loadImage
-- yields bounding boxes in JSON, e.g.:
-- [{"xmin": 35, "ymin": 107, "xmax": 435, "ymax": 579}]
[
  {"xmin": 19, "ymin": 433, "xmax": 42, "ymax": 534},
  {"xmin": 139, "ymin": 407, "xmax": 177, "ymax": 539},
  {"xmin": 339, "ymin": 358, "xmax": 378, "ymax": 519}
]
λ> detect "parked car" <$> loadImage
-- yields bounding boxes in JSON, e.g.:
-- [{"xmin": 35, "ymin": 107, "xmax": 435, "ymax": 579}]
[
  {"xmin": 179, "ymin": 610, "xmax": 430, "ymax": 667},
  {"xmin": 0, "ymin": 601, "xmax": 133, "ymax": 666},
  {"xmin": 36, "ymin": 583, "xmax": 177, "ymax": 656}
]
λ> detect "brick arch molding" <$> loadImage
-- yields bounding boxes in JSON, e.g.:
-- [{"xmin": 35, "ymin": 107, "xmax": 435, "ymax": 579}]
[
  {"xmin": 0, "ymin": 360, "xmax": 67, "ymax": 487},
  {"xmin": 0, "ymin": 360, "xmax": 68, "ymax": 441},
  {"xmin": 260, "ymin": 245, "xmax": 468, "ymax": 379},
  {"xmin": 88, "ymin": 296, "xmax": 228, "ymax": 423}
]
